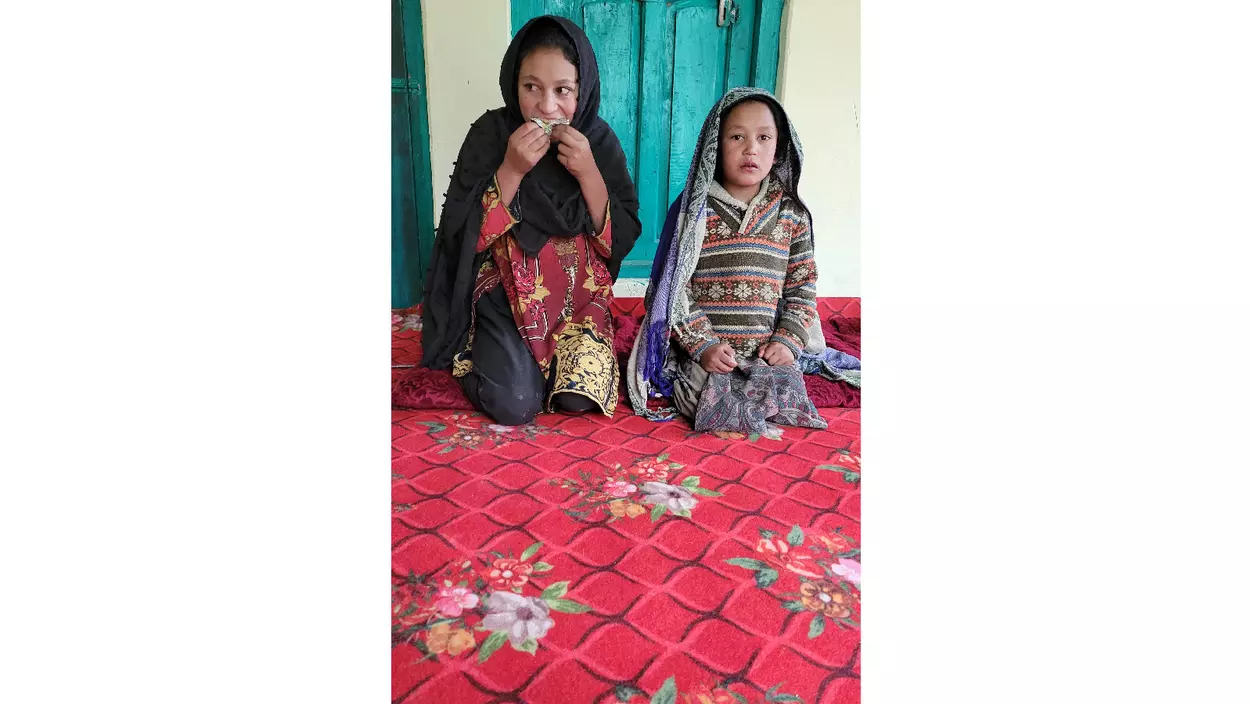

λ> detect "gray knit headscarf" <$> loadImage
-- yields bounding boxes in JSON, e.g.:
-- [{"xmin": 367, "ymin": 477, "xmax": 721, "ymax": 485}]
[{"xmin": 627, "ymin": 87, "xmax": 807, "ymax": 419}]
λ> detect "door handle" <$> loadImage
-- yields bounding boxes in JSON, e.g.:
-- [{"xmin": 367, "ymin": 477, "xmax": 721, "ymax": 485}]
[
  {"xmin": 718, "ymin": 0, "xmax": 739, "ymax": 27},
  {"xmin": 718, "ymin": 0, "xmax": 728, "ymax": 27}
]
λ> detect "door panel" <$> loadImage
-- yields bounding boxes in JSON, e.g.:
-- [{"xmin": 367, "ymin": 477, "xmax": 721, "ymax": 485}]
[
  {"xmin": 667, "ymin": 1, "xmax": 728, "ymax": 210},
  {"xmin": 580, "ymin": 2, "xmax": 641, "ymax": 177},
  {"xmin": 750, "ymin": 0, "xmax": 784, "ymax": 88},
  {"xmin": 392, "ymin": 0, "xmax": 435, "ymax": 307},
  {"xmin": 392, "ymin": 90, "xmax": 420, "ymax": 308}
]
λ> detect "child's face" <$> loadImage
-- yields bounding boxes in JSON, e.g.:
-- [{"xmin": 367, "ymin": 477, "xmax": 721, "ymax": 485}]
[
  {"xmin": 517, "ymin": 48, "xmax": 579, "ymax": 125},
  {"xmin": 719, "ymin": 101, "xmax": 779, "ymax": 193}
]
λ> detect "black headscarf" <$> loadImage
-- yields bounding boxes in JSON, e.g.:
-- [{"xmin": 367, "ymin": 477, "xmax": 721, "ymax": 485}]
[{"xmin": 420, "ymin": 15, "xmax": 641, "ymax": 370}]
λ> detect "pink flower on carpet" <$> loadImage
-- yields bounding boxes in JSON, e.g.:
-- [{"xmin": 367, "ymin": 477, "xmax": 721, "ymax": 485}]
[
  {"xmin": 756, "ymin": 537, "xmax": 824, "ymax": 579},
  {"xmin": 633, "ymin": 458, "xmax": 670, "ymax": 481},
  {"xmin": 487, "ymin": 558, "xmax": 533, "ymax": 590},
  {"xmin": 392, "ymin": 314, "xmax": 404, "ymax": 325},
  {"xmin": 604, "ymin": 480, "xmax": 638, "ymax": 498},
  {"xmin": 434, "ymin": 586, "xmax": 479, "ymax": 618},
  {"xmin": 829, "ymin": 558, "xmax": 861, "ymax": 586}
]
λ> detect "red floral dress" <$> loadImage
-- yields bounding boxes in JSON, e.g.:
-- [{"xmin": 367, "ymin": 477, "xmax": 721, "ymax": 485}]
[{"xmin": 451, "ymin": 176, "xmax": 618, "ymax": 415}]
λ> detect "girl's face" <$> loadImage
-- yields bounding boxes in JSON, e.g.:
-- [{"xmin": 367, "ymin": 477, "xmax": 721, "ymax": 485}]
[
  {"xmin": 719, "ymin": 100, "xmax": 779, "ymax": 193},
  {"xmin": 517, "ymin": 47, "xmax": 579, "ymax": 123}
]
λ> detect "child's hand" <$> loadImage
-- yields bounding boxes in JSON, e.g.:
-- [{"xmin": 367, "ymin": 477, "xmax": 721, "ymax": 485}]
[
  {"xmin": 502, "ymin": 122, "xmax": 551, "ymax": 179},
  {"xmin": 551, "ymin": 125, "xmax": 599, "ymax": 183},
  {"xmin": 699, "ymin": 342, "xmax": 738, "ymax": 374},
  {"xmin": 759, "ymin": 342, "xmax": 795, "ymax": 366}
]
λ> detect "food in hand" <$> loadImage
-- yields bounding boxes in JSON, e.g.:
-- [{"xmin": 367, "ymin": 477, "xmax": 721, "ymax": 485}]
[{"xmin": 530, "ymin": 116, "xmax": 570, "ymax": 135}]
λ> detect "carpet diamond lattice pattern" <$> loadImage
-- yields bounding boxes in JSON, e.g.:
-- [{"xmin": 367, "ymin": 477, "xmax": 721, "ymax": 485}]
[{"xmin": 393, "ymin": 298, "xmax": 861, "ymax": 704}]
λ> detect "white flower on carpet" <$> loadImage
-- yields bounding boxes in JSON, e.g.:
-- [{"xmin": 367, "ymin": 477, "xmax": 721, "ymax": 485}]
[
  {"xmin": 640, "ymin": 482, "xmax": 698, "ymax": 512},
  {"xmin": 480, "ymin": 592, "xmax": 555, "ymax": 647}
]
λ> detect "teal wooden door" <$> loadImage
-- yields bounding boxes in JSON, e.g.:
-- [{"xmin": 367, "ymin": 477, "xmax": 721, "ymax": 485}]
[
  {"xmin": 511, "ymin": 0, "xmax": 784, "ymax": 279},
  {"xmin": 392, "ymin": 0, "xmax": 436, "ymax": 307}
]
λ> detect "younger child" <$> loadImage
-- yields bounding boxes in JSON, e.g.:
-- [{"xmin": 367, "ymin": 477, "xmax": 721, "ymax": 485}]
[{"xmin": 628, "ymin": 88, "xmax": 834, "ymax": 437}]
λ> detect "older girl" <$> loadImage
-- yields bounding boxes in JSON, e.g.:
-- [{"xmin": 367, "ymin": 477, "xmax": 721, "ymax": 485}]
[{"xmin": 421, "ymin": 16, "xmax": 641, "ymax": 425}]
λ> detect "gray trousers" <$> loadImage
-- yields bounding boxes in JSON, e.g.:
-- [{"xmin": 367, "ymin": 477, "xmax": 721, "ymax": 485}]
[{"xmin": 672, "ymin": 357, "xmax": 709, "ymax": 421}]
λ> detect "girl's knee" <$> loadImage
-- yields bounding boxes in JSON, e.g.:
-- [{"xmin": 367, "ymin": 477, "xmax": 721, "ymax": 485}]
[
  {"xmin": 482, "ymin": 386, "xmax": 543, "ymax": 426},
  {"xmin": 552, "ymin": 392, "xmax": 599, "ymax": 414}
]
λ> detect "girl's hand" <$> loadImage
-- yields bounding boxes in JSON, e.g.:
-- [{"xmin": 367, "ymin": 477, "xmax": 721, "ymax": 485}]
[
  {"xmin": 699, "ymin": 342, "xmax": 739, "ymax": 374},
  {"xmin": 551, "ymin": 125, "xmax": 599, "ymax": 182},
  {"xmin": 759, "ymin": 342, "xmax": 795, "ymax": 366},
  {"xmin": 502, "ymin": 122, "xmax": 551, "ymax": 179}
]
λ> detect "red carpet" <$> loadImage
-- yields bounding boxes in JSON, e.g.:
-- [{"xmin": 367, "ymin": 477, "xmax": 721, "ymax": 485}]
[{"xmin": 393, "ymin": 299, "xmax": 861, "ymax": 704}]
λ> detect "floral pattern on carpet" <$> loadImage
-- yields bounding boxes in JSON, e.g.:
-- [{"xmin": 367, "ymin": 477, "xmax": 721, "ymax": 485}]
[
  {"xmin": 393, "ymin": 298, "xmax": 862, "ymax": 704},
  {"xmin": 549, "ymin": 454, "xmax": 724, "ymax": 523},
  {"xmin": 393, "ymin": 541, "xmax": 592, "ymax": 663},
  {"xmin": 727, "ymin": 525, "xmax": 861, "ymax": 637},
  {"xmin": 417, "ymin": 412, "xmax": 567, "ymax": 455}
]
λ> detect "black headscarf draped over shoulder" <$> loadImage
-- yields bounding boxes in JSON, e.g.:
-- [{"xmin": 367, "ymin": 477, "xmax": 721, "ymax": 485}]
[{"xmin": 420, "ymin": 15, "xmax": 642, "ymax": 370}]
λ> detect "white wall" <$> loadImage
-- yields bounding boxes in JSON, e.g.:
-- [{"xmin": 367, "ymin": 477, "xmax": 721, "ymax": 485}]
[
  {"xmin": 777, "ymin": 0, "xmax": 861, "ymax": 297},
  {"xmin": 421, "ymin": 0, "xmax": 511, "ymax": 225},
  {"xmin": 420, "ymin": 0, "xmax": 860, "ymax": 296}
]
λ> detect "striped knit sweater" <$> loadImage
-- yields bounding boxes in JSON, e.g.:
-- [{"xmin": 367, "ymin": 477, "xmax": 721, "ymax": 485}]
[{"xmin": 675, "ymin": 177, "xmax": 819, "ymax": 362}]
